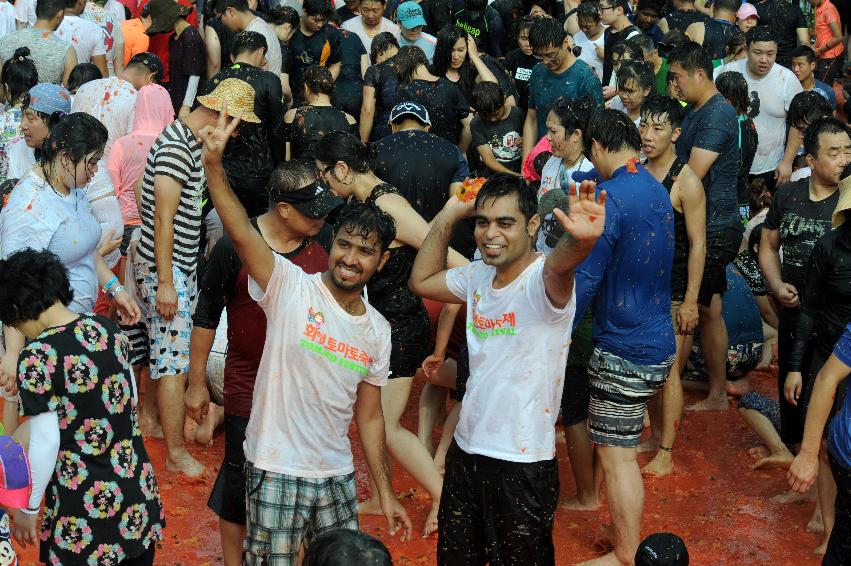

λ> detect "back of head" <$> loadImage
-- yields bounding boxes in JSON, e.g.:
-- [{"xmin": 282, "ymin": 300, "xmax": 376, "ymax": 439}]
[
  {"xmin": 1, "ymin": 47, "xmax": 38, "ymax": 107},
  {"xmin": 583, "ymin": 108, "xmax": 642, "ymax": 155},
  {"xmin": 66, "ymin": 63, "xmax": 103, "ymax": 93},
  {"xmin": 268, "ymin": 159, "xmax": 319, "ymax": 204},
  {"xmin": 471, "ymin": 81, "xmax": 504, "ymax": 118},
  {"xmin": 316, "ymin": 130, "xmax": 374, "ymax": 174},
  {"xmin": 612, "ymin": 40, "xmax": 643, "ymax": 62},
  {"xmin": 36, "ymin": 0, "xmax": 65, "ymax": 20},
  {"xmin": 474, "ymin": 173, "xmax": 538, "ymax": 224},
  {"xmin": 394, "ymin": 44, "xmax": 429, "ymax": 83},
  {"xmin": 715, "ymin": 71, "xmax": 750, "ymax": 116},
  {"xmin": 303, "ymin": 65, "xmax": 335, "ymax": 96},
  {"xmin": 640, "ymin": 95, "xmax": 685, "ymax": 130},
  {"xmin": 725, "ymin": 31, "xmax": 746, "ymax": 58},
  {"xmin": 303, "ymin": 529, "xmax": 392, "ymax": 566},
  {"xmin": 331, "ymin": 202, "xmax": 397, "ymax": 254},
  {"xmin": 371, "ymin": 31, "xmax": 399, "ymax": 64},
  {"xmin": 0, "ymin": 249, "xmax": 73, "ymax": 327},
  {"xmin": 132, "ymin": 83, "xmax": 174, "ymax": 133},
  {"xmin": 610, "ymin": 0, "xmax": 631, "ymax": 15},
  {"xmin": 667, "ymin": 41, "xmax": 714, "ymax": 79},
  {"xmin": 528, "ymin": 15, "xmax": 566, "ymax": 52},
  {"xmin": 42, "ymin": 112, "xmax": 108, "ymax": 165},
  {"xmin": 745, "ymin": 24, "xmax": 778, "ymax": 46},
  {"xmin": 214, "ymin": 0, "xmax": 249, "ymax": 15},
  {"xmin": 626, "ymin": 33, "xmax": 655, "ymax": 60},
  {"xmin": 748, "ymin": 176, "xmax": 771, "ymax": 215},
  {"xmin": 232, "ymin": 30, "xmax": 268, "ymax": 58},
  {"xmin": 789, "ymin": 90, "xmax": 833, "ymax": 131},
  {"xmin": 803, "ymin": 115, "xmax": 851, "ymax": 158},
  {"xmin": 303, "ymin": 0, "xmax": 333, "ymax": 19},
  {"xmin": 714, "ymin": 0, "xmax": 741, "ymax": 13},
  {"xmin": 269, "ymin": 5, "xmax": 299, "ymax": 27}
]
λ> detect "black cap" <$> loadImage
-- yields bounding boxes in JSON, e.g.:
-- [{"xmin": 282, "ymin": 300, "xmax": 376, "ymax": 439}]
[
  {"xmin": 277, "ymin": 180, "xmax": 344, "ymax": 219},
  {"xmin": 128, "ymin": 52, "xmax": 164, "ymax": 83},
  {"xmin": 635, "ymin": 533, "xmax": 689, "ymax": 566}
]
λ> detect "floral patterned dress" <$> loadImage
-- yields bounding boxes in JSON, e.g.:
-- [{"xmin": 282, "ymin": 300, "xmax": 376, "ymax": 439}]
[
  {"xmin": 17, "ymin": 314, "xmax": 164, "ymax": 565},
  {"xmin": 0, "ymin": 107, "xmax": 22, "ymax": 187}
]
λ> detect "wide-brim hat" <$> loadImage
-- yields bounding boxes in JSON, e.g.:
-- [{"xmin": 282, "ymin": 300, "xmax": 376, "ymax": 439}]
[
  {"xmin": 834, "ymin": 175, "xmax": 851, "ymax": 226},
  {"xmin": 145, "ymin": 0, "xmax": 193, "ymax": 35},
  {"xmin": 196, "ymin": 78, "xmax": 262, "ymax": 123}
]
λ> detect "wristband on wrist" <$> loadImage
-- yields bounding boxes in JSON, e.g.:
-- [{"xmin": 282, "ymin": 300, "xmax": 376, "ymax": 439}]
[
  {"xmin": 102, "ymin": 275, "xmax": 119, "ymax": 294},
  {"xmin": 108, "ymin": 285, "xmax": 125, "ymax": 300},
  {"xmin": 21, "ymin": 506, "xmax": 39, "ymax": 515}
]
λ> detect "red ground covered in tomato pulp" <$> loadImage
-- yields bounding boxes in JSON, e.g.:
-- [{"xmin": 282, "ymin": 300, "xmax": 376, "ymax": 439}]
[{"xmin": 13, "ymin": 365, "xmax": 826, "ymax": 565}]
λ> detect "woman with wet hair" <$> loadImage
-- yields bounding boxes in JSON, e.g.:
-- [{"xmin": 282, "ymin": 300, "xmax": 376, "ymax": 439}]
[
  {"xmin": 360, "ymin": 31, "xmax": 399, "ymax": 142},
  {"xmin": 0, "ymin": 47, "xmax": 38, "ymax": 187}
]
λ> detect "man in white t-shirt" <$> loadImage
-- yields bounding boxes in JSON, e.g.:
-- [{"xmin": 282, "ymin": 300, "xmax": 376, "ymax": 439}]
[
  {"xmin": 714, "ymin": 25, "xmax": 802, "ymax": 192},
  {"xmin": 341, "ymin": 0, "xmax": 399, "ymax": 52},
  {"xmin": 410, "ymin": 174, "xmax": 605, "ymax": 564},
  {"xmin": 56, "ymin": 0, "xmax": 108, "ymax": 77},
  {"xmin": 200, "ymin": 109, "xmax": 412, "ymax": 565}
]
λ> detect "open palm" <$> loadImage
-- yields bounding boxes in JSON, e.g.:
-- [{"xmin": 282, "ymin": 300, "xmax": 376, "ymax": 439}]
[{"xmin": 553, "ymin": 180, "xmax": 607, "ymax": 243}]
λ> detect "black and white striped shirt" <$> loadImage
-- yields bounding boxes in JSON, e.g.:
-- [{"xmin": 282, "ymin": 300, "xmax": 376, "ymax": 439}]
[{"xmin": 137, "ymin": 120, "xmax": 205, "ymax": 275}]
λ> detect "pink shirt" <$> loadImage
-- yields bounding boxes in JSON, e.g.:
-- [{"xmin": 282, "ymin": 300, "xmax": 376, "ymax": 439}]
[{"xmin": 106, "ymin": 84, "xmax": 173, "ymax": 225}]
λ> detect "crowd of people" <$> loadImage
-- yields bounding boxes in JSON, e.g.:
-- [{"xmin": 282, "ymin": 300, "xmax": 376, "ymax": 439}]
[{"xmin": 0, "ymin": 0, "xmax": 848, "ymax": 563}]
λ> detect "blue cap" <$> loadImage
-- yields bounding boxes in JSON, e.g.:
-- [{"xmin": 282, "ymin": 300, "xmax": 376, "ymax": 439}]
[
  {"xmin": 27, "ymin": 83, "xmax": 72, "ymax": 116},
  {"xmin": 397, "ymin": 1, "xmax": 427, "ymax": 29}
]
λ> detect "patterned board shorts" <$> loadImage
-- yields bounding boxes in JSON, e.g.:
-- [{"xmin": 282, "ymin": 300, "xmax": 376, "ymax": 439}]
[
  {"xmin": 130, "ymin": 262, "xmax": 197, "ymax": 379},
  {"xmin": 244, "ymin": 462, "xmax": 358, "ymax": 566},
  {"xmin": 587, "ymin": 348, "xmax": 673, "ymax": 448}
]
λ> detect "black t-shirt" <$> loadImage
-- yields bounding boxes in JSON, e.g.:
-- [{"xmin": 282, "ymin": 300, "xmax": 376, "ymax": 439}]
[
  {"xmin": 738, "ymin": 117, "xmax": 759, "ymax": 204},
  {"xmin": 753, "ymin": 0, "xmax": 808, "ymax": 67},
  {"xmin": 703, "ymin": 19, "xmax": 737, "ymax": 61},
  {"xmin": 280, "ymin": 42, "xmax": 292, "ymax": 75},
  {"xmin": 663, "ymin": 8, "xmax": 710, "ymax": 32},
  {"xmin": 763, "ymin": 178, "xmax": 841, "ymax": 292},
  {"xmin": 397, "ymin": 77, "xmax": 470, "ymax": 144},
  {"xmin": 333, "ymin": 29, "xmax": 366, "ymax": 117},
  {"xmin": 602, "ymin": 24, "xmax": 640, "ymax": 85},
  {"xmin": 452, "ymin": 1, "xmax": 505, "ymax": 57},
  {"xmin": 167, "ymin": 25, "xmax": 205, "ymax": 113},
  {"xmin": 363, "ymin": 59, "xmax": 399, "ymax": 141},
  {"xmin": 471, "ymin": 105, "xmax": 525, "ymax": 173},
  {"xmin": 288, "ymin": 25, "xmax": 343, "ymax": 106},
  {"xmin": 287, "ymin": 105, "xmax": 353, "ymax": 159},
  {"xmin": 421, "ymin": 0, "xmax": 453, "ymax": 35},
  {"xmin": 502, "ymin": 48, "xmax": 537, "ymax": 110},
  {"xmin": 335, "ymin": 4, "xmax": 358, "ymax": 25}
]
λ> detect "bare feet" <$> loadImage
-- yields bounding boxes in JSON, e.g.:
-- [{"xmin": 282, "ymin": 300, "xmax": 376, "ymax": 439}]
[
  {"xmin": 577, "ymin": 551, "xmax": 624, "ymax": 565},
  {"xmin": 771, "ymin": 488, "xmax": 816, "ymax": 504},
  {"xmin": 748, "ymin": 446, "xmax": 770, "ymax": 460},
  {"xmin": 726, "ymin": 377, "xmax": 751, "ymax": 397},
  {"xmin": 165, "ymin": 451, "xmax": 204, "ymax": 478},
  {"xmin": 183, "ymin": 417, "xmax": 199, "ymax": 443},
  {"xmin": 637, "ymin": 436, "xmax": 659, "ymax": 454},
  {"xmin": 807, "ymin": 506, "xmax": 824, "ymax": 533},
  {"xmin": 357, "ymin": 496, "xmax": 384, "ymax": 516},
  {"xmin": 139, "ymin": 416, "xmax": 163, "ymax": 439},
  {"xmin": 686, "ymin": 396, "xmax": 729, "ymax": 411},
  {"xmin": 642, "ymin": 451, "xmax": 673, "ymax": 477},
  {"xmin": 814, "ymin": 540, "xmax": 828, "ymax": 556},
  {"xmin": 560, "ymin": 495, "xmax": 600, "ymax": 511},
  {"xmin": 751, "ymin": 449, "xmax": 794, "ymax": 470},
  {"xmin": 194, "ymin": 403, "xmax": 223, "ymax": 446},
  {"xmin": 423, "ymin": 502, "xmax": 439, "ymax": 538}
]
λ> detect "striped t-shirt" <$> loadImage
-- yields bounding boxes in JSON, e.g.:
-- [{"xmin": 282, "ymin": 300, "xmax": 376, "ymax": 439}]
[{"xmin": 137, "ymin": 120, "xmax": 205, "ymax": 274}]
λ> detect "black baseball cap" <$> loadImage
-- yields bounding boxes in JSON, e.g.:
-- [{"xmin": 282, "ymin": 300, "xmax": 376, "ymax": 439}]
[
  {"xmin": 128, "ymin": 52, "xmax": 164, "ymax": 83},
  {"xmin": 635, "ymin": 533, "xmax": 689, "ymax": 566},
  {"xmin": 277, "ymin": 180, "xmax": 343, "ymax": 219}
]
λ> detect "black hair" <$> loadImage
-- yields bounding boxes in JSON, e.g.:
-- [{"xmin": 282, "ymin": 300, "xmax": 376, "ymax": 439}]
[
  {"xmin": 790, "ymin": 44, "xmax": 817, "ymax": 63},
  {"xmin": 747, "ymin": 177, "xmax": 771, "ymax": 216},
  {"xmin": 268, "ymin": 159, "xmax": 319, "ymax": 204},
  {"xmin": 304, "ymin": 65, "xmax": 335, "ymax": 96},
  {"xmin": 36, "ymin": 0, "xmax": 65, "ymax": 20},
  {"xmin": 745, "ymin": 25, "xmax": 778, "ymax": 46},
  {"xmin": 303, "ymin": 530, "xmax": 392, "ymax": 566},
  {"xmin": 214, "ymin": 0, "xmax": 248, "ymax": 14},
  {"xmin": 612, "ymin": 40, "xmax": 643, "ymax": 63},
  {"xmin": 714, "ymin": 0, "xmax": 741, "ymax": 12},
  {"xmin": 617, "ymin": 59, "xmax": 655, "ymax": 94},
  {"xmin": 303, "ymin": 0, "xmax": 333, "ymax": 18},
  {"xmin": 626, "ymin": 33, "xmax": 655, "ymax": 58},
  {"xmin": 316, "ymin": 130, "xmax": 374, "ymax": 174},
  {"xmin": 639, "ymin": 95, "xmax": 685, "ymax": 129},
  {"xmin": 576, "ymin": 3, "xmax": 600, "ymax": 23},
  {"xmin": 583, "ymin": 108, "xmax": 642, "ymax": 154},
  {"xmin": 362, "ymin": 0, "xmax": 386, "ymax": 4},
  {"xmin": 394, "ymin": 44, "xmax": 430, "ymax": 83},
  {"xmin": 636, "ymin": 0, "xmax": 662, "ymax": 14},
  {"xmin": 269, "ymin": 5, "xmax": 299, "ymax": 26},
  {"xmin": 516, "ymin": 14, "xmax": 538, "ymax": 34},
  {"xmin": 471, "ymin": 81, "xmax": 505, "ymax": 118},
  {"xmin": 748, "ymin": 222, "xmax": 764, "ymax": 257},
  {"xmin": 432, "ymin": 26, "xmax": 478, "ymax": 99},
  {"xmin": 528, "ymin": 15, "xmax": 566, "ymax": 51},
  {"xmin": 725, "ymin": 31, "xmax": 746, "ymax": 59},
  {"xmin": 1, "ymin": 47, "xmax": 38, "ymax": 107},
  {"xmin": 62, "ymin": 0, "xmax": 79, "ymax": 10},
  {"xmin": 549, "ymin": 96, "xmax": 594, "ymax": 134},
  {"xmin": 661, "ymin": 29, "xmax": 690, "ymax": 53},
  {"xmin": 603, "ymin": 0, "xmax": 630, "ymax": 14},
  {"xmin": 41, "ymin": 112, "xmax": 108, "ymax": 171},
  {"xmin": 232, "ymin": 30, "xmax": 268, "ymax": 57},
  {"xmin": 667, "ymin": 41, "xmax": 714, "ymax": 78},
  {"xmin": 66, "ymin": 63, "xmax": 102, "ymax": 93},
  {"xmin": 533, "ymin": 150, "xmax": 552, "ymax": 175},
  {"xmin": 474, "ymin": 173, "xmax": 539, "ymax": 224},
  {"xmin": 332, "ymin": 202, "xmax": 396, "ymax": 254},
  {"xmin": 803, "ymin": 116, "xmax": 851, "ymax": 157},
  {"xmin": 788, "ymin": 91, "xmax": 833, "ymax": 131},
  {"xmin": 0, "ymin": 249, "xmax": 74, "ymax": 326},
  {"xmin": 715, "ymin": 71, "xmax": 752, "ymax": 117},
  {"xmin": 370, "ymin": 31, "xmax": 399, "ymax": 64}
]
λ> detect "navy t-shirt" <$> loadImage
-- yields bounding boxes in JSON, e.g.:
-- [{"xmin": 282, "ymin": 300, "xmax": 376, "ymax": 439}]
[
  {"xmin": 828, "ymin": 322, "xmax": 851, "ymax": 468},
  {"xmin": 528, "ymin": 58, "xmax": 602, "ymax": 138},
  {"xmin": 676, "ymin": 92, "xmax": 742, "ymax": 235},
  {"xmin": 574, "ymin": 163, "xmax": 676, "ymax": 365}
]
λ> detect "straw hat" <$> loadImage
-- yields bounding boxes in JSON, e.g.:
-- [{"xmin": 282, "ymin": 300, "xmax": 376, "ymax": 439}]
[
  {"xmin": 196, "ymin": 78, "xmax": 262, "ymax": 124},
  {"xmin": 834, "ymin": 175, "xmax": 851, "ymax": 226}
]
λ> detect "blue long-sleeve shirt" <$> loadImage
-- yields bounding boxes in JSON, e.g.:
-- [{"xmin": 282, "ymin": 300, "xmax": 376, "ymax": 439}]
[{"xmin": 574, "ymin": 163, "xmax": 676, "ymax": 365}]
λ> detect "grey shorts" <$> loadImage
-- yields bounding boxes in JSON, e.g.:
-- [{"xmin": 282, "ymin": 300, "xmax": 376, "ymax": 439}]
[{"xmin": 587, "ymin": 348, "xmax": 673, "ymax": 448}]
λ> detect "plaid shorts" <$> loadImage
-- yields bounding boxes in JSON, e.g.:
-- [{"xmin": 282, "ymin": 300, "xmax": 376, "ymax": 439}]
[{"xmin": 244, "ymin": 462, "xmax": 358, "ymax": 565}]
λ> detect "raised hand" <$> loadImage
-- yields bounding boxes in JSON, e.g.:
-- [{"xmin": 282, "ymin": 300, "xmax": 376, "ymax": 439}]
[
  {"xmin": 552, "ymin": 180, "xmax": 606, "ymax": 244},
  {"xmin": 199, "ymin": 102, "xmax": 243, "ymax": 167}
]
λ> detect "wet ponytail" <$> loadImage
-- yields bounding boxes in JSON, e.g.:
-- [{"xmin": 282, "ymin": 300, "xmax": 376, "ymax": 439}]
[{"xmin": 316, "ymin": 130, "xmax": 375, "ymax": 174}]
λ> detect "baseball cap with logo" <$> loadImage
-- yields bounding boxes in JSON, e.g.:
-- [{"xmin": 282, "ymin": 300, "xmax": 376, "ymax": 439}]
[
  {"xmin": 389, "ymin": 101, "xmax": 431, "ymax": 126},
  {"xmin": 397, "ymin": 1, "xmax": 427, "ymax": 29},
  {"xmin": 128, "ymin": 52, "xmax": 164, "ymax": 83},
  {"xmin": 635, "ymin": 533, "xmax": 689, "ymax": 566}
]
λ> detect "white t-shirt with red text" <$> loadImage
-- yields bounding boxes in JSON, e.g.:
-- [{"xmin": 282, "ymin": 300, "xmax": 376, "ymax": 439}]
[
  {"xmin": 245, "ymin": 254, "xmax": 392, "ymax": 477},
  {"xmin": 446, "ymin": 256, "xmax": 576, "ymax": 463}
]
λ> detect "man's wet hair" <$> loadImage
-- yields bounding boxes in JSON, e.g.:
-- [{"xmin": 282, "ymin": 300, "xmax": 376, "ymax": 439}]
[
  {"xmin": 803, "ymin": 116, "xmax": 851, "ymax": 158},
  {"xmin": 790, "ymin": 44, "xmax": 817, "ymax": 63},
  {"xmin": 36, "ymin": 0, "xmax": 64, "ymax": 19},
  {"xmin": 668, "ymin": 41, "xmax": 714, "ymax": 78},
  {"xmin": 716, "ymin": 71, "xmax": 754, "ymax": 117},
  {"xmin": 746, "ymin": 25, "xmax": 778, "ymax": 46},
  {"xmin": 302, "ymin": 529, "xmax": 392, "ymax": 566},
  {"xmin": 788, "ymin": 91, "xmax": 833, "ymax": 131},
  {"xmin": 303, "ymin": 0, "xmax": 333, "ymax": 19},
  {"xmin": 583, "ymin": 108, "xmax": 642, "ymax": 155},
  {"xmin": 529, "ymin": 16, "xmax": 567, "ymax": 52},
  {"xmin": 268, "ymin": 159, "xmax": 320, "ymax": 204},
  {"xmin": 474, "ymin": 173, "xmax": 538, "ymax": 224},
  {"xmin": 640, "ymin": 95, "xmax": 685, "ymax": 130},
  {"xmin": 471, "ymin": 81, "xmax": 505, "ymax": 119},
  {"xmin": 0, "ymin": 249, "xmax": 73, "ymax": 326},
  {"xmin": 626, "ymin": 33, "xmax": 655, "ymax": 59},
  {"xmin": 332, "ymin": 201, "xmax": 396, "ymax": 253},
  {"xmin": 550, "ymin": 96, "xmax": 594, "ymax": 135}
]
